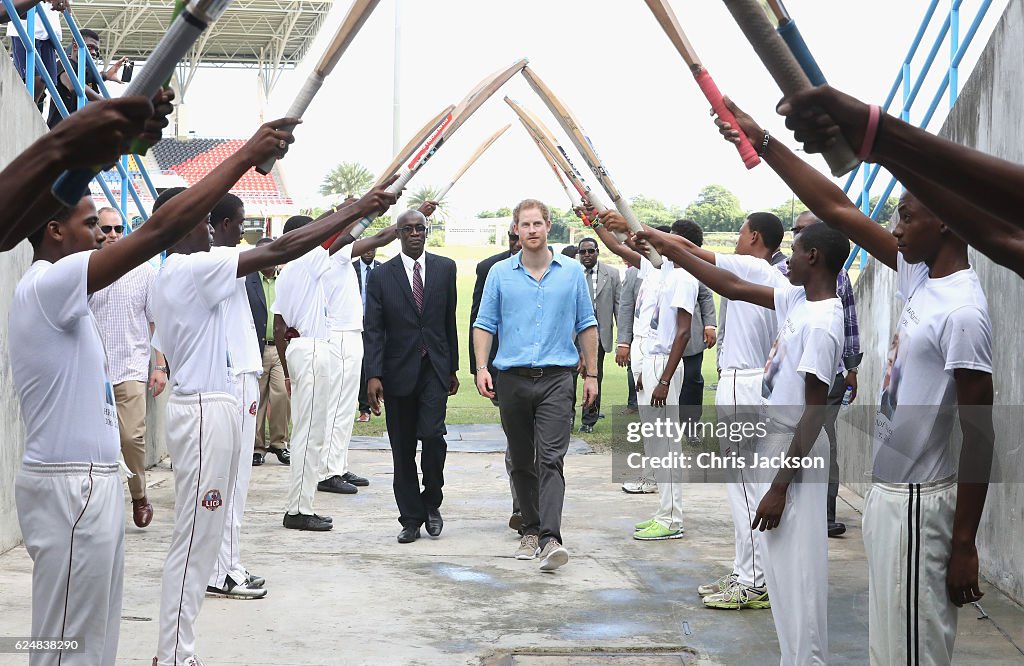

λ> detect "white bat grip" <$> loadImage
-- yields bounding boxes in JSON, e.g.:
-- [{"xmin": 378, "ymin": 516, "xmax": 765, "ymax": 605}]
[
  {"xmin": 582, "ymin": 189, "xmax": 627, "ymax": 243},
  {"xmin": 435, "ymin": 182, "xmax": 454, "ymax": 202},
  {"xmin": 616, "ymin": 199, "xmax": 663, "ymax": 268},
  {"xmin": 255, "ymin": 72, "xmax": 325, "ymax": 174},
  {"xmin": 350, "ymin": 166, "xmax": 417, "ymax": 238}
]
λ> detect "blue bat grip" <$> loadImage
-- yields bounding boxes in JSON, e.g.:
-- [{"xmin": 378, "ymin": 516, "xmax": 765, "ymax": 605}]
[
  {"xmin": 52, "ymin": 168, "xmax": 95, "ymax": 207},
  {"xmin": 777, "ymin": 20, "xmax": 827, "ymax": 87}
]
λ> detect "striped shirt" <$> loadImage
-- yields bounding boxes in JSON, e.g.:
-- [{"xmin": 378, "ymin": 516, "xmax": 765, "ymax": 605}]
[
  {"xmin": 89, "ymin": 261, "xmax": 156, "ymax": 384},
  {"xmin": 776, "ymin": 263, "xmax": 861, "ymax": 373}
]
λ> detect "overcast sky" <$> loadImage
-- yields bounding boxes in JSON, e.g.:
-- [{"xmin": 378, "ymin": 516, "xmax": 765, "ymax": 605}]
[{"xmin": 173, "ymin": 0, "xmax": 1006, "ymax": 220}]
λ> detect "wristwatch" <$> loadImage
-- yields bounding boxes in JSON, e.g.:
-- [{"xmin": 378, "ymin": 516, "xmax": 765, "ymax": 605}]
[
  {"xmin": 476, "ymin": 365, "xmax": 488, "ymax": 371},
  {"xmin": 658, "ymin": 379, "xmax": 671, "ymax": 387}
]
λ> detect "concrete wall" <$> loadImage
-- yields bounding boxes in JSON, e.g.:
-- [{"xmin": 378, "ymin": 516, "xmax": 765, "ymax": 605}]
[
  {"xmin": 837, "ymin": 0, "xmax": 1024, "ymax": 604},
  {"xmin": 0, "ymin": 48, "xmax": 168, "ymax": 553},
  {"xmin": 0, "ymin": 46, "xmax": 47, "ymax": 553}
]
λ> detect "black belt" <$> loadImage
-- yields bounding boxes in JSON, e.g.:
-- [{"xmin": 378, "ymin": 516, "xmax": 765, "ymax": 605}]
[{"xmin": 503, "ymin": 366, "xmax": 573, "ymax": 378}]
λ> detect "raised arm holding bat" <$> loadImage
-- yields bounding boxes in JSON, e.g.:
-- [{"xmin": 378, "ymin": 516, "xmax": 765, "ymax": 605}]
[{"xmin": 778, "ymin": 85, "xmax": 1024, "ymax": 276}]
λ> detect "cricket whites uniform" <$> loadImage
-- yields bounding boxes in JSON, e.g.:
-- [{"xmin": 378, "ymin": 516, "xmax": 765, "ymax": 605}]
[
  {"xmin": 713, "ymin": 253, "xmax": 790, "ymax": 590},
  {"xmin": 322, "ymin": 244, "xmax": 363, "ymax": 483},
  {"xmin": 639, "ymin": 260, "xmax": 698, "ymax": 533},
  {"xmin": 11, "ymin": 251, "xmax": 124, "ymax": 665},
  {"xmin": 208, "ymin": 244, "xmax": 264, "ymax": 591},
  {"xmin": 151, "ymin": 251, "xmax": 242, "ymax": 665},
  {"xmin": 864, "ymin": 257, "xmax": 991, "ymax": 665},
  {"xmin": 274, "ymin": 247, "xmax": 333, "ymax": 517},
  {"xmin": 757, "ymin": 284, "xmax": 843, "ymax": 666}
]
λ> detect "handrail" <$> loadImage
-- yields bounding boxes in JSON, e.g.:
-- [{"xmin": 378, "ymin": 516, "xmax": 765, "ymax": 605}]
[
  {"xmin": 842, "ymin": 0, "xmax": 996, "ymax": 270},
  {"xmin": 1, "ymin": 1, "xmax": 160, "ymax": 232}
]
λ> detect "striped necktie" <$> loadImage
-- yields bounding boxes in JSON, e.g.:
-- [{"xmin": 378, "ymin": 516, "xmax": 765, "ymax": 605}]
[{"xmin": 413, "ymin": 261, "xmax": 426, "ymax": 356}]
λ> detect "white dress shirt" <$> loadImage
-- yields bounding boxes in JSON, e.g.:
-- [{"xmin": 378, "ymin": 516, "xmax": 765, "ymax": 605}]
[{"xmin": 400, "ymin": 252, "xmax": 426, "ymax": 291}]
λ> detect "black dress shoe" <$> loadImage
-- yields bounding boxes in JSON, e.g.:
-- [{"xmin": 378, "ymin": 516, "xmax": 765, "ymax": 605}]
[
  {"xmin": 397, "ymin": 526, "xmax": 421, "ymax": 543},
  {"xmin": 314, "ymin": 514, "xmax": 333, "ymax": 524},
  {"xmin": 317, "ymin": 475, "xmax": 358, "ymax": 494},
  {"xmin": 341, "ymin": 471, "xmax": 369, "ymax": 487},
  {"xmin": 269, "ymin": 447, "xmax": 291, "ymax": 465},
  {"xmin": 508, "ymin": 512, "xmax": 524, "ymax": 532},
  {"xmin": 282, "ymin": 513, "xmax": 333, "ymax": 531},
  {"xmin": 426, "ymin": 508, "xmax": 443, "ymax": 537},
  {"xmin": 252, "ymin": 452, "xmax": 265, "ymax": 466},
  {"xmin": 828, "ymin": 521, "xmax": 847, "ymax": 538}
]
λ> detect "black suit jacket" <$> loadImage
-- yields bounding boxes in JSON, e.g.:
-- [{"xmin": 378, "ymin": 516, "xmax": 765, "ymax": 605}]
[
  {"xmin": 469, "ymin": 250, "xmax": 511, "ymax": 376},
  {"xmin": 245, "ymin": 272, "xmax": 269, "ymax": 356},
  {"xmin": 363, "ymin": 253, "xmax": 458, "ymax": 396},
  {"xmin": 353, "ymin": 257, "xmax": 382, "ymax": 294}
]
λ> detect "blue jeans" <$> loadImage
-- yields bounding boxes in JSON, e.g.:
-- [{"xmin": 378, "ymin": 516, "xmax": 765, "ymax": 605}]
[{"xmin": 10, "ymin": 36, "xmax": 58, "ymax": 84}]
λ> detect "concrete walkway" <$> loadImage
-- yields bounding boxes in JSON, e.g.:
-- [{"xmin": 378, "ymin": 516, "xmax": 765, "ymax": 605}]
[{"xmin": 0, "ymin": 432, "xmax": 1022, "ymax": 665}]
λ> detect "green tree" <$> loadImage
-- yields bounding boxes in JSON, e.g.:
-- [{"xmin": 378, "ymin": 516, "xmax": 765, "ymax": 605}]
[
  {"xmin": 320, "ymin": 161, "xmax": 374, "ymax": 199},
  {"xmin": 408, "ymin": 185, "xmax": 450, "ymax": 221},
  {"xmin": 630, "ymin": 194, "xmax": 682, "ymax": 227},
  {"xmin": 477, "ymin": 206, "xmax": 512, "ymax": 218},
  {"xmin": 684, "ymin": 184, "xmax": 745, "ymax": 232},
  {"xmin": 768, "ymin": 197, "xmax": 809, "ymax": 229},
  {"xmin": 869, "ymin": 194, "xmax": 899, "ymax": 222}
]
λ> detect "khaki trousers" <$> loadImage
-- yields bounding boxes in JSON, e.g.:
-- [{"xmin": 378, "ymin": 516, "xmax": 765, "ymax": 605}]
[
  {"xmin": 256, "ymin": 345, "xmax": 290, "ymax": 453},
  {"xmin": 114, "ymin": 380, "xmax": 147, "ymax": 500}
]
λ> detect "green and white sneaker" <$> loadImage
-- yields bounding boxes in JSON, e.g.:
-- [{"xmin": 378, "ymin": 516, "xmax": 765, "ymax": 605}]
[
  {"xmin": 634, "ymin": 517, "xmax": 657, "ymax": 531},
  {"xmin": 633, "ymin": 522, "xmax": 684, "ymax": 540},
  {"xmin": 697, "ymin": 572, "xmax": 738, "ymax": 597},
  {"xmin": 703, "ymin": 583, "xmax": 771, "ymax": 610}
]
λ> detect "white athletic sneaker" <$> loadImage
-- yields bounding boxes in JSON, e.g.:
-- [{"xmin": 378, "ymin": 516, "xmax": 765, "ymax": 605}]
[
  {"xmin": 538, "ymin": 539, "xmax": 569, "ymax": 572},
  {"xmin": 697, "ymin": 572, "xmax": 738, "ymax": 597},
  {"xmin": 206, "ymin": 579, "xmax": 267, "ymax": 599},
  {"xmin": 621, "ymin": 476, "xmax": 658, "ymax": 494}
]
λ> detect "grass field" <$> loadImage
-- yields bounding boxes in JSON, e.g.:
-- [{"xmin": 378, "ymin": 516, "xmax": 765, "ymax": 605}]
[{"xmin": 352, "ymin": 243, "xmax": 722, "ymax": 452}]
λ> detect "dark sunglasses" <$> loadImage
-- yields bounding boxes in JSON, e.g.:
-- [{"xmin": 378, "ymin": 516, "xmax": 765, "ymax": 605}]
[
  {"xmin": 101, "ymin": 225, "xmax": 124, "ymax": 234},
  {"xmin": 399, "ymin": 224, "xmax": 428, "ymax": 235},
  {"xmin": 579, "ymin": 248, "xmax": 598, "ymax": 255},
  {"xmin": 508, "ymin": 233, "xmax": 520, "ymax": 241}
]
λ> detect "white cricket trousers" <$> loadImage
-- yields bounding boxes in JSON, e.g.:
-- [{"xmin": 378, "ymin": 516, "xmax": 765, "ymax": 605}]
[
  {"xmin": 863, "ymin": 477, "xmax": 957, "ymax": 666},
  {"xmin": 321, "ymin": 329, "xmax": 362, "ymax": 481},
  {"xmin": 716, "ymin": 367, "xmax": 767, "ymax": 588},
  {"xmin": 285, "ymin": 338, "xmax": 333, "ymax": 516},
  {"xmin": 210, "ymin": 371, "xmax": 259, "ymax": 589},
  {"xmin": 640, "ymin": 351, "xmax": 685, "ymax": 531},
  {"xmin": 16, "ymin": 462, "xmax": 124, "ymax": 666},
  {"xmin": 157, "ymin": 392, "xmax": 240, "ymax": 666},
  {"xmin": 757, "ymin": 430, "xmax": 830, "ymax": 666}
]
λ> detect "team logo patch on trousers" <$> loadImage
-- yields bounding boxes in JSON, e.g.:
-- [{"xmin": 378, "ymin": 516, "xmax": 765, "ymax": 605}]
[
  {"xmin": 249, "ymin": 401, "xmax": 258, "ymax": 416},
  {"xmin": 202, "ymin": 489, "xmax": 223, "ymax": 511}
]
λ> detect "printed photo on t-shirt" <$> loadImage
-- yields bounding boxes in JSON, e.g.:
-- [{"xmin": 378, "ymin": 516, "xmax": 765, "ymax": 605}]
[{"xmin": 879, "ymin": 331, "xmax": 902, "ymax": 420}]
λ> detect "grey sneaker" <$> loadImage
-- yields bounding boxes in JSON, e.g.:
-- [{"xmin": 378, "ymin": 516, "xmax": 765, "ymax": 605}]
[
  {"xmin": 515, "ymin": 534, "xmax": 540, "ymax": 560},
  {"xmin": 538, "ymin": 539, "xmax": 569, "ymax": 572},
  {"xmin": 697, "ymin": 572, "xmax": 738, "ymax": 597},
  {"xmin": 703, "ymin": 584, "xmax": 771, "ymax": 610}
]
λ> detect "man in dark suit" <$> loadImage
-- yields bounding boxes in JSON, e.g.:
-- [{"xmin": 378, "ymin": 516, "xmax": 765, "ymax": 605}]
[
  {"xmin": 469, "ymin": 222, "xmax": 522, "ymax": 529},
  {"xmin": 245, "ymin": 237, "xmax": 290, "ymax": 465},
  {"xmin": 354, "ymin": 246, "xmax": 382, "ymax": 422},
  {"xmin": 364, "ymin": 209, "xmax": 459, "ymax": 544}
]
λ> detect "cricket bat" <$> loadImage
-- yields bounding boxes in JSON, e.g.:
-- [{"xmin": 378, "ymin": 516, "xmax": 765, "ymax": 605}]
[
  {"xmin": 435, "ymin": 124, "xmax": 510, "ymax": 201},
  {"xmin": 257, "ymin": 0, "xmax": 381, "ymax": 173},
  {"xmin": 372, "ymin": 104, "xmax": 456, "ymax": 189},
  {"xmin": 762, "ymin": 0, "xmax": 827, "ymax": 86},
  {"xmin": 643, "ymin": 0, "xmax": 760, "ymax": 170}
]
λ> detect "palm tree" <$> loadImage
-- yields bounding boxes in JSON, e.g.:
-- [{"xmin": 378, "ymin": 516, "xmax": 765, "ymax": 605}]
[
  {"xmin": 320, "ymin": 162, "xmax": 374, "ymax": 199},
  {"xmin": 407, "ymin": 185, "xmax": 449, "ymax": 221}
]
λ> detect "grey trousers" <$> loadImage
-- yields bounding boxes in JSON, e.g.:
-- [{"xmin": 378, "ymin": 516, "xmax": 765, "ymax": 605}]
[
  {"xmin": 824, "ymin": 372, "xmax": 846, "ymax": 523},
  {"xmin": 497, "ymin": 369, "xmax": 574, "ymax": 547}
]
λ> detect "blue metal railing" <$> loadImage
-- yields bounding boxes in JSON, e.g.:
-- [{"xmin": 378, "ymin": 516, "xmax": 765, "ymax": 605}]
[
  {"xmin": 842, "ymin": 0, "xmax": 995, "ymax": 270},
  {"xmin": 2, "ymin": 1, "xmax": 160, "ymax": 231}
]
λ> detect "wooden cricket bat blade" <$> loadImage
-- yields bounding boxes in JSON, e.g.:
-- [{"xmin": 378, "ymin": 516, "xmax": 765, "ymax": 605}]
[
  {"xmin": 373, "ymin": 104, "xmax": 455, "ymax": 187},
  {"xmin": 316, "ymin": 0, "xmax": 382, "ymax": 76}
]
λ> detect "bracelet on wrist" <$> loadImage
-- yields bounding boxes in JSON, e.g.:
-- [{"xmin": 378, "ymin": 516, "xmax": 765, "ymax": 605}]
[
  {"xmin": 155, "ymin": 365, "xmax": 168, "ymax": 374},
  {"xmin": 757, "ymin": 131, "xmax": 771, "ymax": 157}
]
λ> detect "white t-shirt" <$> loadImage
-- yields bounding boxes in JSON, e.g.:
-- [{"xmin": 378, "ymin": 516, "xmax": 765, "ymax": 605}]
[
  {"xmin": 209, "ymin": 245, "xmax": 262, "ymax": 376},
  {"xmin": 647, "ymin": 265, "xmax": 699, "ymax": 356},
  {"xmin": 325, "ymin": 245, "xmax": 363, "ymax": 332},
  {"xmin": 633, "ymin": 257, "xmax": 670, "ymax": 344},
  {"xmin": 151, "ymin": 251, "xmax": 239, "ymax": 395},
  {"xmin": 6, "ymin": 6, "xmax": 61, "ymax": 41},
  {"xmin": 716, "ymin": 253, "xmax": 791, "ymax": 371},
  {"xmin": 872, "ymin": 257, "xmax": 992, "ymax": 483},
  {"xmin": 10, "ymin": 252, "xmax": 119, "ymax": 464},
  {"xmin": 761, "ymin": 285, "xmax": 844, "ymax": 431},
  {"xmin": 273, "ymin": 247, "xmax": 330, "ymax": 340}
]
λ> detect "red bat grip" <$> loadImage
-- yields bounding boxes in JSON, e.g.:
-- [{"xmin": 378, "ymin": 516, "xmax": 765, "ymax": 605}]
[{"xmin": 694, "ymin": 69, "xmax": 760, "ymax": 170}]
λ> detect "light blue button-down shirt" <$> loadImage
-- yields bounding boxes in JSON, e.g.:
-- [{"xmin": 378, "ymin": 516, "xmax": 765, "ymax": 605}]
[{"xmin": 473, "ymin": 250, "xmax": 597, "ymax": 370}]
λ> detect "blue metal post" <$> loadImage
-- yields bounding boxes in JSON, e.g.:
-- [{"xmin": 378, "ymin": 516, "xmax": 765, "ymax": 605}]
[
  {"xmin": 74, "ymin": 27, "xmax": 87, "ymax": 110},
  {"xmin": 901, "ymin": 63, "xmax": 911, "ymax": 122},
  {"xmin": 25, "ymin": 7, "xmax": 35, "ymax": 98},
  {"xmin": 120, "ymin": 156, "xmax": 129, "ymax": 216},
  {"xmin": 950, "ymin": 0, "xmax": 960, "ymax": 106}
]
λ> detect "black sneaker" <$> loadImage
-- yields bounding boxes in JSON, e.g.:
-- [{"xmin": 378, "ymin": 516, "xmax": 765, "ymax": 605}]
[
  {"xmin": 579, "ymin": 424, "xmax": 594, "ymax": 434},
  {"xmin": 282, "ymin": 513, "xmax": 333, "ymax": 531},
  {"xmin": 317, "ymin": 475, "xmax": 358, "ymax": 494},
  {"xmin": 341, "ymin": 471, "xmax": 369, "ymax": 487},
  {"xmin": 252, "ymin": 453, "xmax": 264, "ymax": 466}
]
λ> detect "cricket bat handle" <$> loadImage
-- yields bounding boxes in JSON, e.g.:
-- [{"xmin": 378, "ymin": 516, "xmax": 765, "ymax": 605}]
[
  {"xmin": 776, "ymin": 20, "xmax": 826, "ymax": 86},
  {"xmin": 695, "ymin": 69, "xmax": 760, "ymax": 170},
  {"xmin": 616, "ymin": 199, "xmax": 663, "ymax": 269},
  {"xmin": 256, "ymin": 71, "xmax": 325, "ymax": 174},
  {"xmin": 52, "ymin": 13, "xmax": 207, "ymax": 206},
  {"xmin": 350, "ymin": 167, "xmax": 415, "ymax": 238}
]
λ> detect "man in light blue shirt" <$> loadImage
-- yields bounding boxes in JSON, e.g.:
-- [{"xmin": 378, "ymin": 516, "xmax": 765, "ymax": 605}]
[{"xmin": 473, "ymin": 198, "xmax": 598, "ymax": 573}]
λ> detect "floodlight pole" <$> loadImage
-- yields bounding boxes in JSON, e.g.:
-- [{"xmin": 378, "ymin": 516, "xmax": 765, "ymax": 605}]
[{"xmin": 392, "ymin": 0, "xmax": 401, "ymax": 155}]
